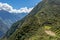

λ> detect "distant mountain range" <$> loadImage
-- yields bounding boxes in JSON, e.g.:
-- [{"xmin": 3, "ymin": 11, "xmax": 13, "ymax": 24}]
[
  {"xmin": 0, "ymin": 19, "xmax": 8, "ymax": 38},
  {"xmin": 0, "ymin": 10, "xmax": 27, "ymax": 38},
  {"xmin": 0, "ymin": 10, "xmax": 28, "ymax": 28}
]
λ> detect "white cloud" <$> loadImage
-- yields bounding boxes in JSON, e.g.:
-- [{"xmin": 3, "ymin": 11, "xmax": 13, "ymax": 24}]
[{"xmin": 0, "ymin": 2, "xmax": 33, "ymax": 13}]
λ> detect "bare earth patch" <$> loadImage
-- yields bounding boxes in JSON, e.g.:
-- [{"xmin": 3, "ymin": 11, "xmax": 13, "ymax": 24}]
[{"xmin": 45, "ymin": 30, "xmax": 56, "ymax": 36}]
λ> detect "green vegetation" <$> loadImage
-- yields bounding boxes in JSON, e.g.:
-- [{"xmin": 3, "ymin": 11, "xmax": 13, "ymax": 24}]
[
  {"xmin": 3, "ymin": 0, "xmax": 60, "ymax": 40},
  {"xmin": 44, "ymin": 26, "xmax": 51, "ymax": 30}
]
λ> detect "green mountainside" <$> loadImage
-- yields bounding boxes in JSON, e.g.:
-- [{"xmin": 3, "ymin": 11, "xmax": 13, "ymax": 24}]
[{"xmin": 4, "ymin": 0, "xmax": 60, "ymax": 40}]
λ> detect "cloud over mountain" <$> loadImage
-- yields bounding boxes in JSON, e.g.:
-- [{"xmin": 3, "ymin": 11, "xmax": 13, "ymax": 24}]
[{"xmin": 0, "ymin": 2, "xmax": 33, "ymax": 13}]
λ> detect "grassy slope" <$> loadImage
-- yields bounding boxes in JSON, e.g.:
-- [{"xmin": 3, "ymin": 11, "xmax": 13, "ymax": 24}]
[{"xmin": 7, "ymin": 0, "xmax": 60, "ymax": 40}]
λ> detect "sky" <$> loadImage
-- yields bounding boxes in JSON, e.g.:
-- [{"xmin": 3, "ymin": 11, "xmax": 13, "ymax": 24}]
[{"xmin": 0, "ymin": 0, "xmax": 42, "ymax": 13}]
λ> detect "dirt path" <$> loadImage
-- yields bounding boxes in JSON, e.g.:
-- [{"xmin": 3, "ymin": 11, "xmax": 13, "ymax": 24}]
[{"xmin": 45, "ymin": 30, "xmax": 56, "ymax": 36}]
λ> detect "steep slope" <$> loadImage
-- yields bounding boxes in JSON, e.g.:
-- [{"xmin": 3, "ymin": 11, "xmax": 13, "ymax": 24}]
[
  {"xmin": 0, "ymin": 10, "xmax": 27, "ymax": 39},
  {"xmin": 7, "ymin": 0, "xmax": 60, "ymax": 40},
  {"xmin": 0, "ymin": 10, "xmax": 27, "ymax": 28},
  {"xmin": 0, "ymin": 19, "xmax": 8, "ymax": 39}
]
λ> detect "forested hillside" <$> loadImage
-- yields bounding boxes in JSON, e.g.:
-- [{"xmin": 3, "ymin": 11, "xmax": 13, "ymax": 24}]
[{"xmin": 6, "ymin": 0, "xmax": 60, "ymax": 40}]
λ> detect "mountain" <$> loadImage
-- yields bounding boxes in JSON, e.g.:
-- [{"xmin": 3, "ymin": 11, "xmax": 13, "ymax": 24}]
[
  {"xmin": 0, "ymin": 10, "xmax": 27, "ymax": 39},
  {"xmin": 4, "ymin": 0, "xmax": 60, "ymax": 40},
  {"xmin": 0, "ymin": 10, "xmax": 27, "ymax": 28},
  {"xmin": 0, "ymin": 19, "xmax": 8, "ymax": 38}
]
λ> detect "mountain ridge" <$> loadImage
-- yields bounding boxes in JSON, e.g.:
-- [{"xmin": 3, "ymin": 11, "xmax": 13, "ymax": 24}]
[
  {"xmin": 0, "ymin": 10, "xmax": 27, "ymax": 28},
  {"xmin": 3, "ymin": 0, "xmax": 60, "ymax": 40},
  {"xmin": 0, "ymin": 10, "xmax": 27, "ymax": 39}
]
